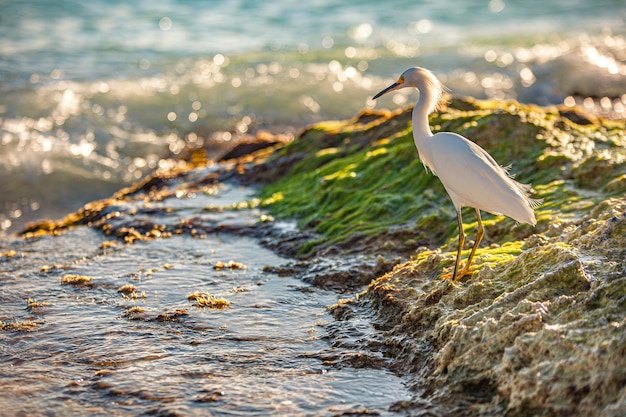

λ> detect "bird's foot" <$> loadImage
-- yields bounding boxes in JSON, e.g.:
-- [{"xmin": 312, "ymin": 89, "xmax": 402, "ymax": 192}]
[
  {"xmin": 440, "ymin": 268, "xmax": 474, "ymax": 282},
  {"xmin": 440, "ymin": 272, "xmax": 454, "ymax": 280}
]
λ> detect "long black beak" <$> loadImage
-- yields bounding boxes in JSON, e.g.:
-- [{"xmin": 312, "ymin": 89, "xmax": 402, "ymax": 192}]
[{"xmin": 373, "ymin": 81, "xmax": 401, "ymax": 99}]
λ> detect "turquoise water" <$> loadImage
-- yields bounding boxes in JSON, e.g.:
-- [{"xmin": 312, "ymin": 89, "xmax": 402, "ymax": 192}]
[{"xmin": 1, "ymin": 0, "xmax": 625, "ymax": 234}]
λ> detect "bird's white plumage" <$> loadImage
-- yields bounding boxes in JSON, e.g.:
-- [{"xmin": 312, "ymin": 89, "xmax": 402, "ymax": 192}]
[
  {"xmin": 373, "ymin": 66, "xmax": 540, "ymax": 280},
  {"xmin": 419, "ymin": 131, "xmax": 537, "ymax": 224}
]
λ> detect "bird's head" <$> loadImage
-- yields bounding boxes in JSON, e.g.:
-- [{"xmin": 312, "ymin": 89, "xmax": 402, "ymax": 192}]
[
  {"xmin": 373, "ymin": 67, "xmax": 416, "ymax": 99},
  {"xmin": 373, "ymin": 67, "xmax": 446, "ymax": 112}
]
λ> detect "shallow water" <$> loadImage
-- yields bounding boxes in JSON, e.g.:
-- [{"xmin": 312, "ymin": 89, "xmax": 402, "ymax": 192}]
[{"xmin": 0, "ymin": 183, "xmax": 414, "ymax": 416}]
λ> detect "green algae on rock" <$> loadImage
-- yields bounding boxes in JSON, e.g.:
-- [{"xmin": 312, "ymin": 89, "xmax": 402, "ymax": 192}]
[
  {"xmin": 247, "ymin": 97, "xmax": 625, "ymax": 415},
  {"xmin": 254, "ymin": 100, "xmax": 622, "ymax": 258}
]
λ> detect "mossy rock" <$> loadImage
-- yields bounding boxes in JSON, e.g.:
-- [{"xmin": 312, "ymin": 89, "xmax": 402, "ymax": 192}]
[
  {"xmin": 256, "ymin": 97, "xmax": 625, "ymax": 259},
  {"xmin": 355, "ymin": 197, "xmax": 625, "ymax": 416}
]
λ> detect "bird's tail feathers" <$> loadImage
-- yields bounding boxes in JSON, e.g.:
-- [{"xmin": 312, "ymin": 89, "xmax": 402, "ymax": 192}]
[
  {"xmin": 511, "ymin": 179, "xmax": 543, "ymax": 209},
  {"xmin": 500, "ymin": 164, "xmax": 543, "ymax": 209},
  {"xmin": 527, "ymin": 196, "xmax": 544, "ymax": 209}
]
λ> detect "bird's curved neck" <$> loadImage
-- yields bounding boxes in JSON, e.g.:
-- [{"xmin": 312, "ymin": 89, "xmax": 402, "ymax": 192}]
[{"xmin": 412, "ymin": 93, "xmax": 434, "ymax": 140}]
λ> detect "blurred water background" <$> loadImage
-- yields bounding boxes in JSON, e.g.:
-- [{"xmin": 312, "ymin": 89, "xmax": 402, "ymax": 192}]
[{"xmin": 1, "ymin": 0, "xmax": 625, "ymax": 236}]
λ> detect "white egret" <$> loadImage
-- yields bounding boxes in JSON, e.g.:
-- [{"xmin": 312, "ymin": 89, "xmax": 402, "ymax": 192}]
[{"xmin": 373, "ymin": 67, "xmax": 541, "ymax": 281}]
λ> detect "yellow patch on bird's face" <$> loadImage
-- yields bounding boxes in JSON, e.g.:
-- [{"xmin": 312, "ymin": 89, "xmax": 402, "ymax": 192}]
[{"xmin": 398, "ymin": 76, "xmax": 405, "ymax": 84}]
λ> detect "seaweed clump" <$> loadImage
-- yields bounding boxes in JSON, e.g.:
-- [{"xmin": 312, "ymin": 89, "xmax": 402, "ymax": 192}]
[
  {"xmin": 1, "ymin": 320, "xmax": 38, "ymax": 332},
  {"xmin": 187, "ymin": 292, "xmax": 230, "ymax": 309},
  {"xmin": 61, "ymin": 274, "xmax": 93, "ymax": 286}
]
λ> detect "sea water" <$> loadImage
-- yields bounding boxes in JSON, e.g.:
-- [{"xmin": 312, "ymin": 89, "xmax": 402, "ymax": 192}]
[
  {"xmin": 1, "ymin": 0, "xmax": 625, "ymax": 233},
  {"xmin": 0, "ymin": 183, "xmax": 415, "ymax": 416}
]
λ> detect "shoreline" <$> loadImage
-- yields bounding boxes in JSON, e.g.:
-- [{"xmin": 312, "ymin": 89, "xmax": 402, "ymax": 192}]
[{"xmin": 9, "ymin": 96, "xmax": 626, "ymax": 416}]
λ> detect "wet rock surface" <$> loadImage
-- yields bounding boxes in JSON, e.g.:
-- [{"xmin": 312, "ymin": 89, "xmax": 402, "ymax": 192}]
[{"xmin": 360, "ymin": 198, "xmax": 626, "ymax": 416}]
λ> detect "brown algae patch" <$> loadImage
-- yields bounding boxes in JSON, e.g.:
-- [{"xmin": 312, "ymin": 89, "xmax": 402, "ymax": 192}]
[
  {"xmin": 117, "ymin": 284, "xmax": 146, "ymax": 299},
  {"xmin": 155, "ymin": 308, "xmax": 190, "ymax": 323},
  {"xmin": 117, "ymin": 284, "xmax": 137, "ymax": 294},
  {"xmin": 61, "ymin": 274, "xmax": 93, "ymax": 286},
  {"xmin": 40, "ymin": 264, "xmax": 70, "ymax": 273},
  {"xmin": 187, "ymin": 292, "xmax": 230, "ymax": 309},
  {"xmin": 99, "ymin": 240, "xmax": 118, "ymax": 249},
  {"xmin": 213, "ymin": 260, "xmax": 246, "ymax": 271},
  {"xmin": 1, "ymin": 249, "xmax": 20, "ymax": 259},
  {"xmin": 123, "ymin": 306, "xmax": 147, "ymax": 320},
  {"xmin": 25, "ymin": 298, "xmax": 51, "ymax": 311},
  {"xmin": 1, "ymin": 319, "xmax": 38, "ymax": 332}
]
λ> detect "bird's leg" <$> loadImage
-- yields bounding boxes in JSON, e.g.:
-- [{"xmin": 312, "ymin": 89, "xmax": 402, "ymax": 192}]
[
  {"xmin": 454, "ymin": 208, "xmax": 484, "ymax": 281},
  {"xmin": 441, "ymin": 210, "xmax": 465, "ymax": 281}
]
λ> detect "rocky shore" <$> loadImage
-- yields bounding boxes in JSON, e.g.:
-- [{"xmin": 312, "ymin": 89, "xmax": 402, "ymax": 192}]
[
  {"xmin": 16, "ymin": 97, "xmax": 626, "ymax": 416},
  {"xmin": 250, "ymin": 98, "xmax": 626, "ymax": 416}
]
